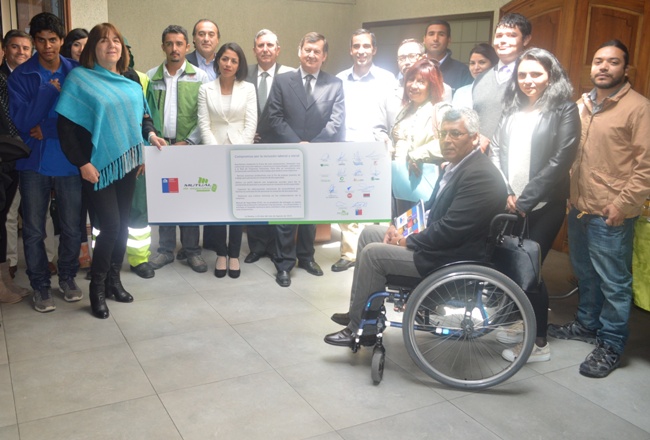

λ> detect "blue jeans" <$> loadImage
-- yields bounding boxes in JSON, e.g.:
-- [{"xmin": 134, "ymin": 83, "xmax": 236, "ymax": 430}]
[
  {"xmin": 568, "ymin": 207, "xmax": 635, "ymax": 354},
  {"xmin": 19, "ymin": 171, "xmax": 82, "ymax": 289}
]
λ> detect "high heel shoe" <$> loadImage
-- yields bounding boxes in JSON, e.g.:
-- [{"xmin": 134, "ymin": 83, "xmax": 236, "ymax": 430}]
[
  {"xmin": 214, "ymin": 256, "xmax": 227, "ymax": 278},
  {"xmin": 105, "ymin": 264, "xmax": 133, "ymax": 303},
  {"xmin": 228, "ymin": 257, "xmax": 240, "ymax": 279}
]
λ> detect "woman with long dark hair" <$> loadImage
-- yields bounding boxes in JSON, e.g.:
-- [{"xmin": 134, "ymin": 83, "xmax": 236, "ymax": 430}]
[
  {"xmin": 57, "ymin": 23, "xmax": 165, "ymax": 318},
  {"xmin": 490, "ymin": 47, "xmax": 580, "ymax": 362},
  {"xmin": 61, "ymin": 28, "xmax": 89, "ymax": 61},
  {"xmin": 198, "ymin": 42, "xmax": 256, "ymax": 279}
]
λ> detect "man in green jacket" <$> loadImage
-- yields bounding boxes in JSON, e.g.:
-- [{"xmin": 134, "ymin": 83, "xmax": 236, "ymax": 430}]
[{"xmin": 146, "ymin": 24, "xmax": 209, "ymax": 273}]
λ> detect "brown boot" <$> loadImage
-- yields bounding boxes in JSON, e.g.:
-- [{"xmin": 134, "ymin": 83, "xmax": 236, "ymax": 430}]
[
  {"xmin": 0, "ymin": 278, "xmax": 22, "ymax": 304},
  {"xmin": 0, "ymin": 262, "xmax": 30, "ymax": 297}
]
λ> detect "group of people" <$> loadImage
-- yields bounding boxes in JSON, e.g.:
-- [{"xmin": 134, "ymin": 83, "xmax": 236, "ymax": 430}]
[
  {"xmin": 0, "ymin": 11, "xmax": 648, "ymax": 381},
  {"xmin": 325, "ymin": 13, "xmax": 650, "ymax": 381}
]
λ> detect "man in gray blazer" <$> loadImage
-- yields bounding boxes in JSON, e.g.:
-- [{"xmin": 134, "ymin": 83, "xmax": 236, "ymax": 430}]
[
  {"xmin": 266, "ymin": 31, "xmax": 345, "ymax": 287},
  {"xmin": 243, "ymin": 29, "xmax": 293, "ymax": 265}
]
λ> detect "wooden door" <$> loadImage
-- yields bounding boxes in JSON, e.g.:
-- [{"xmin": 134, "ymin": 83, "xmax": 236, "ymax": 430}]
[{"xmin": 500, "ymin": 0, "xmax": 650, "ymax": 99}]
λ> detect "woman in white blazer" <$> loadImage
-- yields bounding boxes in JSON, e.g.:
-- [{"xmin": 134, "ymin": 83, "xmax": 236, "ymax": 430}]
[{"xmin": 198, "ymin": 42, "xmax": 257, "ymax": 278}]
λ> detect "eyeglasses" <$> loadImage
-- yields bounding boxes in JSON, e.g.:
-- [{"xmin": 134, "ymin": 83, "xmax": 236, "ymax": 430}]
[
  {"xmin": 397, "ymin": 53, "xmax": 421, "ymax": 63},
  {"xmin": 439, "ymin": 130, "xmax": 469, "ymax": 140}
]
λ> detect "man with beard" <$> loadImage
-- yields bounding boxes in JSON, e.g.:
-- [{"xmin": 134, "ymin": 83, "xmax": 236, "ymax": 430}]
[
  {"xmin": 146, "ymin": 25, "xmax": 209, "ymax": 273},
  {"xmin": 548, "ymin": 40, "xmax": 650, "ymax": 378}
]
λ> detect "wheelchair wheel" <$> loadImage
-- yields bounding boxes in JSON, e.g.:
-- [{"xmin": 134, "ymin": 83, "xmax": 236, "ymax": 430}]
[
  {"xmin": 402, "ymin": 264, "xmax": 536, "ymax": 390},
  {"xmin": 371, "ymin": 345, "xmax": 385, "ymax": 385}
]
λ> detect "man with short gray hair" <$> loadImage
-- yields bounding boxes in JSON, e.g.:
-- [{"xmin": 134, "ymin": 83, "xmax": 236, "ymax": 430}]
[
  {"xmin": 242, "ymin": 29, "xmax": 294, "ymax": 264},
  {"xmin": 325, "ymin": 107, "xmax": 507, "ymax": 346}
]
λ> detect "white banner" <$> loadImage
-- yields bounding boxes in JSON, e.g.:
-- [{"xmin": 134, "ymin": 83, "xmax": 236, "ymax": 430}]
[{"xmin": 144, "ymin": 142, "xmax": 391, "ymax": 224}]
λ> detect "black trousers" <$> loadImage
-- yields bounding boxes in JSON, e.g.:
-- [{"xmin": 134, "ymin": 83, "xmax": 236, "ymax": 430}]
[
  {"xmin": 246, "ymin": 224, "xmax": 276, "ymax": 256},
  {"xmin": 83, "ymin": 169, "xmax": 137, "ymax": 276},
  {"xmin": 0, "ymin": 169, "xmax": 18, "ymax": 263},
  {"xmin": 273, "ymin": 224, "xmax": 316, "ymax": 272}
]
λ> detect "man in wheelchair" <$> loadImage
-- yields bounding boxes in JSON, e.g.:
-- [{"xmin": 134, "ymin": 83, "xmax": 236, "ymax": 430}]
[{"xmin": 325, "ymin": 108, "xmax": 508, "ymax": 346}]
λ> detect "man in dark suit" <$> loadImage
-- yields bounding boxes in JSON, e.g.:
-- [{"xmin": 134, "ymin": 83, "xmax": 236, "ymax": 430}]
[
  {"xmin": 243, "ymin": 29, "xmax": 294, "ymax": 264},
  {"xmin": 266, "ymin": 31, "xmax": 345, "ymax": 287},
  {"xmin": 325, "ymin": 107, "xmax": 507, "ymax": 346},
  {"xmin": 185, "ymin": 19, "xmax": 220, "ymax": 81}
]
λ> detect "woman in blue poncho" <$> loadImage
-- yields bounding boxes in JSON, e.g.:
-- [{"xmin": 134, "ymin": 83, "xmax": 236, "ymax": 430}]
[{"xmin": 57, "ymin": 23, "xmax": 165, "ymax": 319}]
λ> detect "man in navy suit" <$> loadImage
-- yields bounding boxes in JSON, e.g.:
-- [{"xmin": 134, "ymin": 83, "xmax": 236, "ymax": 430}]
[
  {"xmin": 324, "ymin": 108, "xmax": 507, "ymax": 346},
  {"xmin": 266, "ymin": 31, "xmax": 345, "ymax": 287}
]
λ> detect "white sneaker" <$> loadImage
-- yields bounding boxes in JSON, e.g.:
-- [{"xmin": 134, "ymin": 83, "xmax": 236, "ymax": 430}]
[
  {"xmin": 502, "ymin": 342, "xmax": 550, "ymax": 363},
  {"xmin": 496, "ymin": 321, "xmax": 524, "ymax": 344}
]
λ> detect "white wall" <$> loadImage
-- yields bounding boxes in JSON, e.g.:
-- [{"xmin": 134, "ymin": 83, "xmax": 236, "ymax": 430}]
[
  {"xmin": 65, "ymin": 0, "xmax": 510, "ymax": 74},
  {"xmin": 68, "ymin": 0, "xmax": 108, "ymax": 32}
]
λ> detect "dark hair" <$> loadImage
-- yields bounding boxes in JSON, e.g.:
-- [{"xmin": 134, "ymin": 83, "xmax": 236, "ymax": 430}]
[
  {"xmin": 402, "ymin": 58, "xmax": 444, "ymax": 106},
  {"xmin": 351, "ymin": 28, "xmax": 376, "ymax": 48},
  {"xmin": 300, "ymin": 32, "xmax": 328, "ymax": 54},
  {"xmin": 503, "ymin": 47, "xmax": 573, "ymax": 114},
  {"xmin": 470, "ymin": 43, "xmax": 498, "ymax": 66},
  {"xmin": 215, "ymin": 42, "xmax": 248, "ymax": 81},
  {"xmin": 599, "ymin": 39, "xmax": 629, "ymax": 68},
  {"xmin": 28, "ymin": 12, "xmax": 65, "ymax": 40},
  {"xmin": 425, "ymin": 19, "xmax": 451, "ymax": 37},
  {"xmin": 80, "ymin": 23, "xmax": 130, "ymax": 73},
  {"xmin": 192, "ymin": 19, "xmax": 221, "ymax": 40},
  {"xmin": 3, "ymin": 30, "xmax": 32, "ymax": 49},
  {"xmin": 497, "ymin": 13, "xmax": 532, "ymax": 39},
  {"xmin": 162, "ymin": 25, "xmax": 188, "ymax": 44},
  {"xmin": 61, "ymin": 28, "xmax": 89, "ymax": 58}
]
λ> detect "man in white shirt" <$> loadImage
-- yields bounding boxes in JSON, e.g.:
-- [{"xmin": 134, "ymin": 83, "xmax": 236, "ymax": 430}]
[
  {"xmin": 186, "ymin": 19, "xmax": 220, "ymax": 81},
  {"xmin": 332, "ymin": 29, "xmax": 396, "ymax": 273},
  {"xmin": 243, "ymin": 29, "xmax": 293, "ymax": 264},
  {"xmin": 146, "ymin": 25, "xmax": 209, "ymax": 273}
]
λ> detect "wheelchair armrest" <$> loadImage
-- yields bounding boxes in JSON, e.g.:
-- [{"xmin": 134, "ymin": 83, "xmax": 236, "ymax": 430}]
[{"xmin": 385, "ymin": 274, "xmax": 421, "ymax": 290}]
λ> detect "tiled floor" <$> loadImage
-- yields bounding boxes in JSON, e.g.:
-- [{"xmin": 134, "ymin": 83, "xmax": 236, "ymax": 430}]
[{"xmin": 1, "ymin": 230, "xmax": 649, "ymax": 439}]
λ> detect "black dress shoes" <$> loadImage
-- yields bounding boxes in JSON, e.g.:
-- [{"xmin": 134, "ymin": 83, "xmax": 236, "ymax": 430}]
[
  {"xmin": 244, "ymin": 252, "xmax": 262, "ymax": 264},
  {"xmin": 331, "ymin": 258, "xmax": 355, "ymax": 272},
  {"xmin": 324, "ymin": 328, "xmax": 355, "ymax": 347},
  {"xmin": 298, "ymin": 260, "xmax": 323, "ymax": 276},
  {"xmin": 331, "ymin": 312, "xmax": 350, "ymax": 326},
  {"xmin": 130, "ymin": 263, "xmax": 155, "ymax": 279},
  {"xmin": 276, "ymin": 270, "xmax": 291, "ymax": 287}
]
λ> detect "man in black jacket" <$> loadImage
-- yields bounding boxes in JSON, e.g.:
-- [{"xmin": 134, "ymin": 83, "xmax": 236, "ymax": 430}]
[{"xmin": 325, "ymin": 107, "xmax": 507, "ymax": 346}]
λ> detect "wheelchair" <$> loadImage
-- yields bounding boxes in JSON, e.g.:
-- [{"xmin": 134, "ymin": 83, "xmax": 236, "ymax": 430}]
[{"xmin": 350, "ymin": 214, "xmax": 537, "ymax": 390}]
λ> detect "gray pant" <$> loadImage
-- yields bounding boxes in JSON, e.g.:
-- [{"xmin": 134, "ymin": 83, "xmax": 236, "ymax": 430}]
[
  {"xmin": 157, "ymin": 225, "xmax": 201, "ymax": 257},
  {"xmin": 348, "ymin": 225, "xmax": 421, "ymax": 332}
]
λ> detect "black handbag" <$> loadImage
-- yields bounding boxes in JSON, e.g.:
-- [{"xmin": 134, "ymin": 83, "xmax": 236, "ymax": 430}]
[
  {"xmin": 490, "ymin": 214, "xmax": 542, "ymax": 292},
  {"xmin": 0, "ymin": 134, "xmax": 31, "ymax": 162}
]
